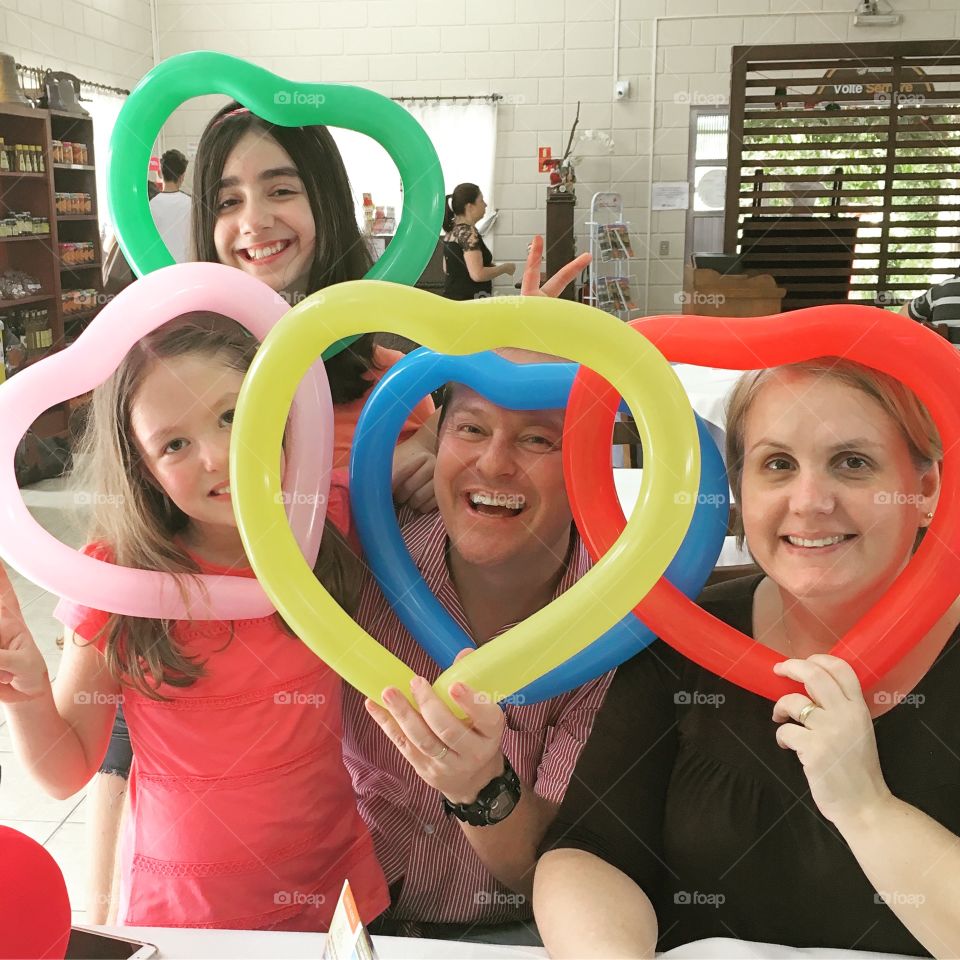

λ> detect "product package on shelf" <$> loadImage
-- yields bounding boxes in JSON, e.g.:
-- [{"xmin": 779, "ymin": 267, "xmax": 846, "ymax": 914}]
[
  {"xmin": 0, "ymin": 270, "xmax": 43, "ymax": 300},
  {"xmin": 595, "ymin": 224, "xmax": 613, "ymax": 262},
  {"xmin": 609, "ymin": 223, "xmax": 634, "ymax": 259},
  {"xmin": 594, "ymin": 276, "xmax": 615, "ymax": 313},
  {"xmin": 610, "ymin": 277, "xmax": 636, "ymax": 311}
]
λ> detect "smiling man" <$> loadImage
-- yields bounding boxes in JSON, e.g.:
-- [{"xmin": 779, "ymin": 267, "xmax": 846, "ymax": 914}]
[{"xmin": 340, "ymin": 350, "xmax": 614, "ymax": 946}]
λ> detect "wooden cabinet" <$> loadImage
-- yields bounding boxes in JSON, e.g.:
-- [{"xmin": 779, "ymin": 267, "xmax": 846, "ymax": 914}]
[
  {"xmin": 682, "ymin": 265, "xmax": 785, "ymax": 317},
  {"xmin": 545, "ymin": 192, "xmax": 577, "ymax": 300},
  {"xmin": 0, "ymin": 102, "xmax": 103, "ymax": 477}
]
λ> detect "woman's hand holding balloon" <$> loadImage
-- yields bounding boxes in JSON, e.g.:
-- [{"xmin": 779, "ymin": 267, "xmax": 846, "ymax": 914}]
[{"xmin": 772, "ymin": 654, "xmax": 892, "ymax": 830}]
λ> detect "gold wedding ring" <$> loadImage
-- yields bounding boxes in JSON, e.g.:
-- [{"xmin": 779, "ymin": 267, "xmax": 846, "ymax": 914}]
[{"xmin": 797, "ymin": 702, "xmax": 818, "ymax": 726}]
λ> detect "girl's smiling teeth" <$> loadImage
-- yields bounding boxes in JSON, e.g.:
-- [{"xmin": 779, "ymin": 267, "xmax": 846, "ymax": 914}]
[
  {"xmin": 239, "ymin": 240, "xmax": 292, "ymax": 262},
  {"xmin": 209, "ymin": 482, "xmax": 231, "ymax": 498}
]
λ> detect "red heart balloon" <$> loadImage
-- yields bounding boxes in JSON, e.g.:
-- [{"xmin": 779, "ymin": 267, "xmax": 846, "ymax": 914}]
[{"xmin": 564, "ymin": 306, "xmax": 960, "ymax": 701}]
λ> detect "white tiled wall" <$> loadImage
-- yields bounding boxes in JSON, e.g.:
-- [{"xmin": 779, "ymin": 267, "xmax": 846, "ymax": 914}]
[
  {"xmin": 1, "ymin": 0, "xmax": 153, "ymax": 91},
  {"xmin": 4, "ymin": 0, "xmax": 959, "ymax": 309}
]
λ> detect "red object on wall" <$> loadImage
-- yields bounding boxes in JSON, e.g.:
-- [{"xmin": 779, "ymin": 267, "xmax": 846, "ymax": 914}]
[
  {"xmin": 538, "ymin": 146, "xmax": 553, "ymax": 173},
  {"xmin": 0, "ymin": 826, "xmax": 72, "ymax": 959}
]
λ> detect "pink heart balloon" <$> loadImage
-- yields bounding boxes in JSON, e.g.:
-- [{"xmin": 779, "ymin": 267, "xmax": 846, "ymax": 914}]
[{"xmin": 0, "ymin": 263, "xmax": 331, "ymax": 619}]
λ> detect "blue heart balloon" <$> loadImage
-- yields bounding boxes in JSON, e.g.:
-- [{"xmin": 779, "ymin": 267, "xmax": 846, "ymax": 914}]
[{"xmin": 349, "ymin": 349, "xmax": 729, "ymax": 704}]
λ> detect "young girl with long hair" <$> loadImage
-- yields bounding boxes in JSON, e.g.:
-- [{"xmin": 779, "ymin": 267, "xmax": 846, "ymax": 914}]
[
  {"xmin": 190, "ymin": 101, "xmax": 437, "ymax": 471},
  {"xmin": 0, "ymin": 313, "xmax": 388, "ymax": 930}
]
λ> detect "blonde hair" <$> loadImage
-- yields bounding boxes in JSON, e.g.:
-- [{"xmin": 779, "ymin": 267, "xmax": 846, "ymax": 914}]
[
  {"xmin": 71, "ymin": 312, "xmax": 363, "ymax": 699},
  {"xmin": 725, "ymin": 358, "xmax": 942, "ymax": 547}
]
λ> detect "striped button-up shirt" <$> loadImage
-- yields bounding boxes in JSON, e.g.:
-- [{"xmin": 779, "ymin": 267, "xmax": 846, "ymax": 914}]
[{"xmin": 342, "ymin": 509, "xmax": 613, "ymax": 926}]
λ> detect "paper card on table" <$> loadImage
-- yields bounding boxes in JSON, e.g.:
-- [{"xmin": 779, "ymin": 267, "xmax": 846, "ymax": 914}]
[{"xmin": 321, "ymin": 880, "xmax": 378, "ymax": 960}]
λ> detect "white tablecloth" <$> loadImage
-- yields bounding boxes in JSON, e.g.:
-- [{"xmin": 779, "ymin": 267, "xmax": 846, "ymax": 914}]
[
  {"xmin": 78, "ymin": 925, "xmax": 542, "ymax": 959},
  {"xmin": 79, "ymin": 926, "xmax": 914, "ymax": 960}
]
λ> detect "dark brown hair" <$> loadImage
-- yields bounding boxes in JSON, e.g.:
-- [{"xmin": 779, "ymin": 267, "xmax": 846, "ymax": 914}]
[
  {"xmin": 160, "ymin": 149, "xmax": 188, "ymax": 183},
  {"xmin": 443, "ymin": 182, "xmax": 481, "ymax": 233}
]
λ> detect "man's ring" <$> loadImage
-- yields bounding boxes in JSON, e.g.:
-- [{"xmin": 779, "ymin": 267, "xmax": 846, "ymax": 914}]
[{"xmin": 433, "ymin": 745, "xmax": 449, "ymax": 761}]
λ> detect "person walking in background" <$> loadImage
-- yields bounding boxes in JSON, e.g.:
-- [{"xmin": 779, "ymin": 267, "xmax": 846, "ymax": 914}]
[
  {"xmin": 442, "ymin": 183, "xmax": 515, "ymax": 301},
  {"xmin": 149, "ymin": 149, "xmax": 192, "ymax": 263}
]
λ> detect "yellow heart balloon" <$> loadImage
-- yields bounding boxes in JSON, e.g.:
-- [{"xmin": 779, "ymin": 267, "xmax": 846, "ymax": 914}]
[{"xmin": 229, "ymin": 282, "xmax": 699, "ymax": 709}]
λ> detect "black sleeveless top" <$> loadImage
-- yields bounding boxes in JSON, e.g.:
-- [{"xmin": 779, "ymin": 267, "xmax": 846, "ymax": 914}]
[
  {"xmin": 443, "ymin": 223, "xmax": 492, "ymax": 301},
  {"xmin": 542, "ymin": 575, "xmax": 960, "ymax": 956}
]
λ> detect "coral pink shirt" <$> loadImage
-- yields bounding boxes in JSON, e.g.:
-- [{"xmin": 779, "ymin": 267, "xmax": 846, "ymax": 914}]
[
  {"xmin": 332, "ymin": 346, "xmax": 434, "ymax": 469},
  {"xmin": 54, "ymin": 540, "xmax": 387, "ymax": 931}
]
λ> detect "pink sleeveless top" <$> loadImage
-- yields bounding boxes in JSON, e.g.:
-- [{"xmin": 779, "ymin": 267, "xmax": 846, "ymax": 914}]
[{"xmin": 55, "ymin": 543, "xmax": 388, "ymax": 931}]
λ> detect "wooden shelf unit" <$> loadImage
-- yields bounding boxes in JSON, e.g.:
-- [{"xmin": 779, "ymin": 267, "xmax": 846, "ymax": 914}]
[
  {"xmin": 0, "ymin": 103, "xmax": 103, "ymax": 451},
  {"xmin": 51, "ymin": 108, "xmax": 103, "ymax": 344}
]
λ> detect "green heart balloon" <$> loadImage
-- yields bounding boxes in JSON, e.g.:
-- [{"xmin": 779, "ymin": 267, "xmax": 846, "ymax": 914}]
[{"xmin": 106, "ymin": 52, "xmax": 444, "ymax": 359}]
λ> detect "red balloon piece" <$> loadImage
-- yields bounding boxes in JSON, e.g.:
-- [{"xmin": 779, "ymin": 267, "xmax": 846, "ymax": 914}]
[
  {"xmin": 564, "ymin": 305, "xmax": 960, "ymax": 701},
  {"xmin": 0, "ymin": 825, "xmax": 72, "ymax": 959}
]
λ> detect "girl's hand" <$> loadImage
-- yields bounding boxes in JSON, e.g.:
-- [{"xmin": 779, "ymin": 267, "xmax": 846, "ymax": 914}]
[
  {"xmin": 521, "ymin": 235, "xmax": 591, "ymax": 299},
  {"xmin": 392, "ymin": 446, "xmax": 437, "ymax": 514},
  {"xmin": 500, "ymin": 262, "xmax": 517, "ymax": 278},
  {"xmin": 0, "ymin": 564, "xmax": 50, "ymax": 704},
  {"xmin": 772, "ymin": 654, "xmax": 892, "ymax": 829},
  {"xmin": 365, "ymin": 650, "xmax": 506, "ymax": 805}
]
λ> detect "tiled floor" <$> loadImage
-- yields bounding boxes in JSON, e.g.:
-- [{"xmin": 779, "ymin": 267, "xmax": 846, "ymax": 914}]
[{"xmin": 1, "ymin": 477, "xmax": 92, "ymax": 924}]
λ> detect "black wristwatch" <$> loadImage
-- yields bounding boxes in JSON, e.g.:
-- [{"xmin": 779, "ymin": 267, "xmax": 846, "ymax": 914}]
[{"xmin": 442, "ymin": 757, "xmax": 522, "ymax": 827}]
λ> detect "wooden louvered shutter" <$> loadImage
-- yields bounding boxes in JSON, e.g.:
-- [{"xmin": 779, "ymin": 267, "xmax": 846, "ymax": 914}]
[{"xmin": 725, "ymin": 40, "xmax": 960, "ymax": 311}]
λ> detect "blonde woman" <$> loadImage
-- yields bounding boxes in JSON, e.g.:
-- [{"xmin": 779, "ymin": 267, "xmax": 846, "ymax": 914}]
[{"xmin": 534, "ymin": 359, "xmax": 960, "ymax": 958}]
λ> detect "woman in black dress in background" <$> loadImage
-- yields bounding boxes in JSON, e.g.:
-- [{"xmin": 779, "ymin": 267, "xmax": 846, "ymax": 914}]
[{"xmin": 442, "ymin": 182, "xmax": 515, "ymax": 301}]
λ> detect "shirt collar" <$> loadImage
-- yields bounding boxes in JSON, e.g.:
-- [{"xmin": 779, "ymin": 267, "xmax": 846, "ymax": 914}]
[{"xmin": 398, "ymin": 508, "xmax": 592, "ymax": 641}]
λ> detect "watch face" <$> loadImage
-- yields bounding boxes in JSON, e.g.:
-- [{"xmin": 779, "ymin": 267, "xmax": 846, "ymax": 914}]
[{"xmin": 487, "ymin": 788, "xmax": 517, "ymax": 822}]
